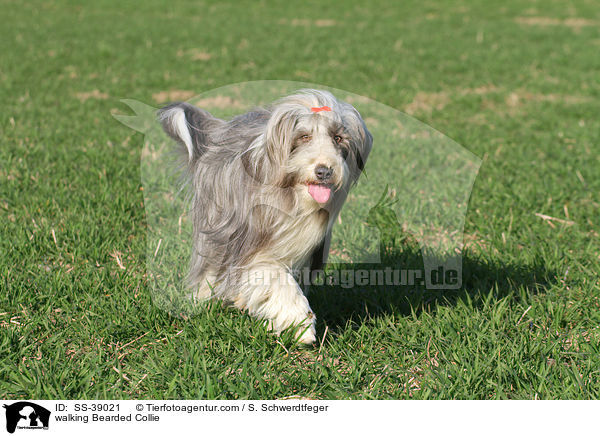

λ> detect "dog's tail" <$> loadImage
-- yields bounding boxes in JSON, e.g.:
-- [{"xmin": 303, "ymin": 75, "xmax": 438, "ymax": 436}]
[{"xmin": 157, "ymin": 102, "xmax": 224, "ymax": 162}]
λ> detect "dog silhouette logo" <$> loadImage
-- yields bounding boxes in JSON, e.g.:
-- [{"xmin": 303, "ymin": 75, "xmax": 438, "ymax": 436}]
[{"xmin": 2, "ymin": 402, "xmax": 50, "ymax": 433}]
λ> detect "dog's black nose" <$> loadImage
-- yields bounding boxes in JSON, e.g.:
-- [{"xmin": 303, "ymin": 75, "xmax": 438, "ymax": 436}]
[{"xmin": 315, "ymin": 165, "xmax": 333, "ymax": 181}]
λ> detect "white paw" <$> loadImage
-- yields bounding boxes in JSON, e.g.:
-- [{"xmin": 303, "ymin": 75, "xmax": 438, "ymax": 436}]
[
  {"xmin": 236, "ymin": 263, "xmax": 317, "ymax": 344},
  {"xmin": 188, "ymin": 274, "xmax": 217, "ymax": 302},
  {"xmin": 294, "ymin": 312, "xmax": 317, "ymax": 344}
]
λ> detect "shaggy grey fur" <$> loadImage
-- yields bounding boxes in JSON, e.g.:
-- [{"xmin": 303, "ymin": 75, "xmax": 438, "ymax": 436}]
[{"xmin": 158, "ymin": 89, "xmax": 372, "ymax": 342}]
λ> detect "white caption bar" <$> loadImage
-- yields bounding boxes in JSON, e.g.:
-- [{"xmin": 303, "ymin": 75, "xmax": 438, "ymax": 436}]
[{"xmin": 0, "ymin": 400, "xmax": 595, "ymax": 436}]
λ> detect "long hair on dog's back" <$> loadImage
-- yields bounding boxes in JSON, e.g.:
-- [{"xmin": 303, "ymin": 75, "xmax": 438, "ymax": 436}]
[{"xmin": 159, "ymin": 89, "xmax": 372, "ymax": 343}]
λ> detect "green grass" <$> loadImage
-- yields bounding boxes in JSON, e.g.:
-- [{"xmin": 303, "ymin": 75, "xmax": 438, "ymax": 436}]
[{"xmin": 1, "ymin": 0, "xmax": 600, "ymax": 399}]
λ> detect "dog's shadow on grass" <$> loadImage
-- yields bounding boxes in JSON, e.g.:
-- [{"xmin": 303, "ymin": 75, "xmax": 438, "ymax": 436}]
[{"xmin": 307, "ymin": 241, "xmax": 556, "ymax": 334}]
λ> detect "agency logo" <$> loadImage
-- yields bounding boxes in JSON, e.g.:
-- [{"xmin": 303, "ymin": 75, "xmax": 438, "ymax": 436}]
[{"xmin": 2, "ymin": 402, "xmax": 50, "ymax": 434}]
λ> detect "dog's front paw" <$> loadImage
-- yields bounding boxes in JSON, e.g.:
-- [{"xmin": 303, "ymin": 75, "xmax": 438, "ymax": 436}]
[
  {"xmin": 295, "ymin": 311, "xmax": 317, "ymax": 345},
  {"xmin": 237, "ymin": 264, "xmax": 318, "ymax": 345},
  {"xmin": 269, "ymin": 302, "xmax": 317, "ymax": 345}
]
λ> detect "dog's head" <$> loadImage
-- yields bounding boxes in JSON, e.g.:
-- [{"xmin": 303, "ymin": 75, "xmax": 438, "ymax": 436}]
[
  {"xmin": 264, "ymin": 90, "xmax": 372, "ymax": 208},
  {"xmin": 158, "ymin": 89, "xmax": 372, "ymax": 209}
]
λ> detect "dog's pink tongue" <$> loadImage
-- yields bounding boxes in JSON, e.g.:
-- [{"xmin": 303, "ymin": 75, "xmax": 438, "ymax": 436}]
[{"xmin": 308, "ymin": 184, "xmax": 331, "ymax": 204}]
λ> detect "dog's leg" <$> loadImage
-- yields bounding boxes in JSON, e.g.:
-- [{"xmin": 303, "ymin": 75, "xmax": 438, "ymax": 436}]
[{"xmin": 234, "ymin": 262, "xmax": 317, "ymax": 344}]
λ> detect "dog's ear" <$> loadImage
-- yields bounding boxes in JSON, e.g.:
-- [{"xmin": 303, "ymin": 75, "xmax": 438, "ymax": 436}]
[
  {"xmin": 264, "ymin": 105, "xmax": 299, "ymax": 167},
  {"xmin": 158, "ymin": 102, "xmax": 222, "ymax": 161},
  {"xmin": 343, "ymin": 105, "xmax": 372, "ymax": 175},
  {"xmin": 354, "ymin": 127, "xmax": 372, "ymax": 172}
]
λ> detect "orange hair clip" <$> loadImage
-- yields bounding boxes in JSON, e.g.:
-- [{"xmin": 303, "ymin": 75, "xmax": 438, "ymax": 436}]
[{"xmin": 311, "ymin": 106, "xmax": 332, "ymax": 113}]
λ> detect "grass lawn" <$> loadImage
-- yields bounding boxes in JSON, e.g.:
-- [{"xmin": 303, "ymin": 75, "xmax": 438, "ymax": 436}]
[{"xmin": 1, "ymin": 0, "xmax": 599, "ymax": 399}]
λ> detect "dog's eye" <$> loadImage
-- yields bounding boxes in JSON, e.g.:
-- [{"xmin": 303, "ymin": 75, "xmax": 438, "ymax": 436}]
[
  {"xmin": 334, "ymin": 135, "xmax": 343, "ymax": 144},
  {"xmin": 300, "ymin": 134, "xmax": 311, "ymax": 141}
]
